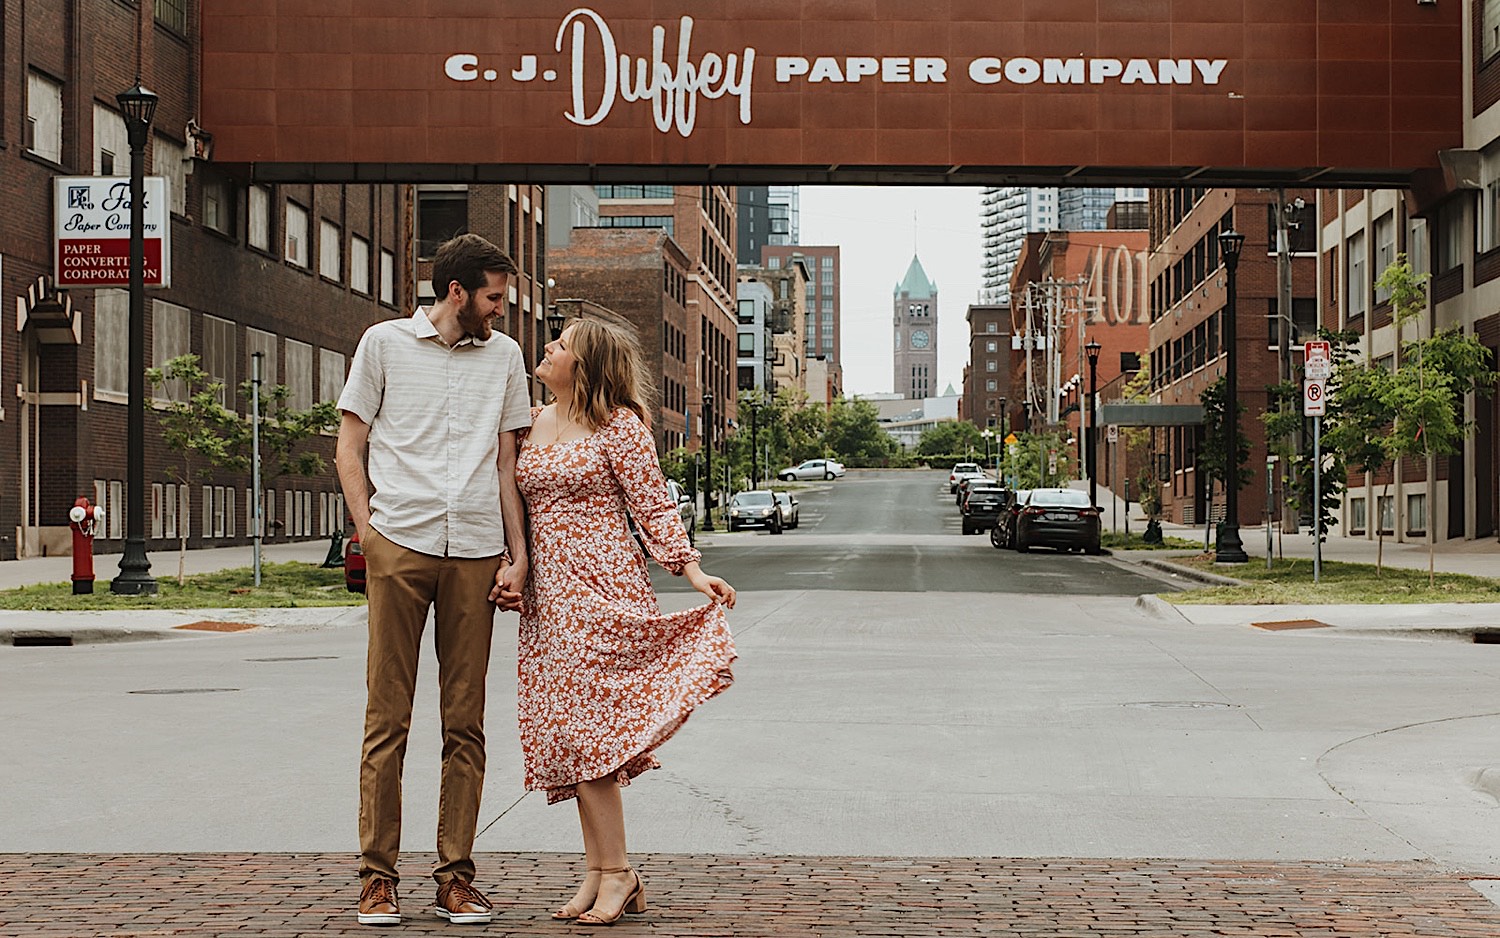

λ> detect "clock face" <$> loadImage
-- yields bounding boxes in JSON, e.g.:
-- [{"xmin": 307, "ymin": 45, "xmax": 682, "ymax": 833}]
[{"xmin": 910, "ymin": 329, "xmax": 930, "ymax": 349}]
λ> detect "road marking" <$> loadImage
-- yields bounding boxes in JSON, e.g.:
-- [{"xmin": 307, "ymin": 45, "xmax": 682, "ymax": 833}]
[{"xmin": 787, "ymin": 571, "xmax": 833, "ymax": 576}]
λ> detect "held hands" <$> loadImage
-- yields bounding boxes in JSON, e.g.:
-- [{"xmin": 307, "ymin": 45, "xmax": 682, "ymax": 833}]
[{"xmin": 490, "ymin": 557, "xmax": 527, "ymax": 612}]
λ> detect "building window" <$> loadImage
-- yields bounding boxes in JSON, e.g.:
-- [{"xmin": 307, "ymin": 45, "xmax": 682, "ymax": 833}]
[
  {"xmin": 350, "ymin": 236, "xmax": 371, "ymax": 294},
  {"xmin": 1406, "ymin": 493, "xmax": 1427, "ymax": 535},
  {"xmin": 986, "ymin": 340, "xmax": 998, "ymax": 353},
  {"xmin": 319, "ymin": 349, "xmax": 346, "ymax": 403},
  {"xmin": 202, "ymin": 170, "xmax": 233, "ymax": 235},
  {"xmin": 1410, "ymin": 219, "xmax": 1429, "ymax": 276},
  {"xmin": 986, "ymin": 379, "xmax": 997, "ymax": 391},
  {"xmin": 986, "ymin": 360, "xmax": 997, "ymax": 372},
  {"xmin": 1373, "ymin": 212, "xmax": 1396, "ymax": 303},
  {"xmin": 594, "ymin": 184, "xmax": 673, "ymax": 199},
  {"xmin": 249, "ymin": 186, "xmax": 272, "ymax": 250},
  {"xmin": 108, "ymin": 480, "xmax": 124, "ymax": 539},
  {"xmin": 320, "ymin": 220, "xmax": 342, "ymax": 282},
  {"xmin": 1481, "ymin": 180, "xmax": 1500, "ymax": 255},
  {"xmin": 286, "ymin": 202, "xmax": 309, "ymax": 267},
  {"xmin": 1377, "ymin": 494, "xmax": 1395, "ymax": 535},
  {"xmin": 94, "ymin": 289, "xmax": 128, "ymax": 396},
  {"xmin": 768, "ymin": 256, "xmax": 781, "ymax": 269},
  {"xmin": 154, "ymin": 0, "xmax": 187, "ymax": 34},
  {"xmin": 417, "ymin": 187, "xmax": 468, "ymax": 259},
  {"xmin": 1436, "ymin": 203, "xmax": 1464, "ymax": 272},
  {"xmin": 1346, "ymin": 231, "xmax": 1366, "ymax": 318},
  {"xmin": 151, "ymin": 135, "xmax": 187, "ymax": 215},
  {"xmin": 821, "ymin": 256, "xmax": 834, "ymax": 269},
  {"xmin": 247, "ymin": 327, "xmax": 278, "ymax": 388},
  {"xmin": 737, "ymin": 299, "xmax": 755, "ymax": 324},
  {"xmin": 93, "ymin": 104, "xmax": 126, "ymax": 175},
  {"xmin": 26, "ymin": 70, "xmax": 63, "ymax": 164},
  {"xmin": 1349, "ymin": 497, "xmax": 1367, "ymax": 534},
  {"xmin": 380, "ymin": 250, "xmax": 395, "ymax": 304},
  {"xmin": 1485, "ymin": 0, "xmax": 1500, "ymax": 61},
  {"xmin": 151, "ymin": 301, "xmax": 190, "ymax": 402},
  {"xmin": 595, "ymin": 215, "xmax": 675, "ymax": 237},
  {"xmin": 286, "ymin": 339, "xmax": 313, "ymax": 411},
  {"xmin": 987, "ymin": 322, "xmax": 997, "ymax": 333},
  {"xmin": 203, "ymin": 315, "xmax": 236, "ymax": 407}
]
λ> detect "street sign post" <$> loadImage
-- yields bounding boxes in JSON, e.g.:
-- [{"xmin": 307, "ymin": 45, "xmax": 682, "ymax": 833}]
[
  {"xmin": 1302, "ymin": 374, "xmax": 1326, "ymax": 584},
  {"xmin": 1304, "ymin": 339, "xmax": 1332, "ymax": 380},
  {"xmin": 1302, "ymin": 379, "xmax": 1326, "ymax": 417}
]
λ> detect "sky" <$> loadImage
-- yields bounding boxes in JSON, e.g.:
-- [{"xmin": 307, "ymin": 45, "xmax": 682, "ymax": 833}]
[{"xmin": 798, "ymin": 186, "xmax": 984, "ymax": 398}]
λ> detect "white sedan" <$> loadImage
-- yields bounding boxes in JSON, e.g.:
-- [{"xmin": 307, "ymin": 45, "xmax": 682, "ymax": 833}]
[{"xmin": 778, "ymin": 458, "xmax": 846, "ymax": 481}]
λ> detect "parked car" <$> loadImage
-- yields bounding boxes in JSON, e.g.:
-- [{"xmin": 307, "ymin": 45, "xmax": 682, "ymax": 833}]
[
  {"xmin": 630, "ymin": 478, "xmax": 697, "ymax": 551},
  {"xmin": 1013, "ymin": 488, "xmax": 1103, "ymax": 554},
  {"xmin": 727, "ymin": 490, "xmax": 784, "ymax": 533},
  {"xmin": 948, "ymin": 462, "xmax": 984, "ymax": 493},
  {"xmin": 773, "ymin": 491, "xmax": 800, "ymax": 529},
  {"xmin": 344, "ymin": 530, "xmax": 366, "ymax": 593},
  {"xmin": 992, "ymin": 489, "xmax": 1032, "ymax": 549},
  {"xmin": 778, "ymin": 458, "xmax": 845, "ymax": 481},
  {"xmin": 961, "ymin": 486, "xmax": 1008, "ymax": 535},
  {"xmin": 955, "ymin": 474, "xmax": 999, "ymax": 507}
]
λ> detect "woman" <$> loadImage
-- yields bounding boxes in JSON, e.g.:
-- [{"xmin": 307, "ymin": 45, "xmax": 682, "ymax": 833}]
[{"xmin": 516, "ymin": 318, "xmax": 737, "ymax": 925}]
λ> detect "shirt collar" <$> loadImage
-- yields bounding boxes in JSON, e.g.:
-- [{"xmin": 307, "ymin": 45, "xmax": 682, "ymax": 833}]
[{"xmin": 412, "ymin": 307, "xmax": 491, "ymax": 347}]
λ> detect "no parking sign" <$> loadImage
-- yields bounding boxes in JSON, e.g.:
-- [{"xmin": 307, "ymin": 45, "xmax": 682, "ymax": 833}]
[{"xmin": 1303, "ymin": 379, "xmax": 1326, "ymax": 417}]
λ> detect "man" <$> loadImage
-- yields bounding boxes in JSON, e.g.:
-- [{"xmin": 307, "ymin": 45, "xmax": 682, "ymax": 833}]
[{"xmin": 336, "ymin": 234, "xmax": 531, "ymax": 926}]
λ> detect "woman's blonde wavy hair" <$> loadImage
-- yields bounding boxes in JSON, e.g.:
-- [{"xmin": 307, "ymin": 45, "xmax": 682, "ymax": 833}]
[{"xmin": 562, "ymin": 318, "xmax": 655, "ymax": 431}]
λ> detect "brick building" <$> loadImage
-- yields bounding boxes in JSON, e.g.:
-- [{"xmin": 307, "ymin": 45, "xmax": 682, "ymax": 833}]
[
  {"xmin": 593, "ymin": 186, "xmax": 739, "ymax": 449},
  {"xmin": 1145, "ymin": 189, "xmax": 1316, "ymax": 527},
  {"xmin": 3, "ymin": 1, "xmax": 411, "ymax": 560},
  {"xmin": 893, "ymin": 255, "xmax": 938, "ymax": 400},
  {"xmin": 760, "ymin": 244, "xmax": 842, "ymax": 401},
  {"xmin": 960, "ymin": 303, "xmax": 1017, "ymax": 433},
  {"xmin": 547, "ymin": 228, "xmax": 694, "ymax": 453}
]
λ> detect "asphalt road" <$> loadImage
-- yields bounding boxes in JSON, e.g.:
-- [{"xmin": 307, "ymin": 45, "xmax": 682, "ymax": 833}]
[{"xmin": 655, "ymin": 469, "xmax": 1170, "ymax": 595}]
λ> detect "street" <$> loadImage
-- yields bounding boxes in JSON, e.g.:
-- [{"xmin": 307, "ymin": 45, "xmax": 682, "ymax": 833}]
[{"xmin": 3, "ymin": 469, "xmax": 1500, "ymax": 935}]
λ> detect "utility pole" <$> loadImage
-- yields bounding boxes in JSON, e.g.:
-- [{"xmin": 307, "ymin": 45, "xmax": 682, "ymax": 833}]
[{"xmin": 1276, "ymin": 190, "xmax": 1299, "ymax": 535}]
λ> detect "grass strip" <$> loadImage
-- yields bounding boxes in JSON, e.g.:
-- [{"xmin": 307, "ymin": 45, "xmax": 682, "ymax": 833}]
[
  {"xmin": 0, "ymin": 562, "xmax": 364, "ymax": 610},
  {"xmin": 1162, "ymin": 553, "xmax": 1500, "ymax": 605},
  {"xmin": 1101, "ymin": 531, "xmax": 1201, "ymax": 551}
]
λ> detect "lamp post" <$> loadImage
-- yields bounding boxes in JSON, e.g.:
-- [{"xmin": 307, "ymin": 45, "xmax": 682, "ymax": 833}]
[
  {"xmin": 110, "ymin": 82, "xmax": 159, "ymax": 596},
  {"xmin": 980, "ymin": 428, "xmax": 994, "ymax": 479},
  {"xmin": 701, "ymin": 394, "xmax": 716, "ymax": 531},
  {"xmin": 1215, "ymin": 228, "xmax": 1249, "ymax": 564},
  {"xmin": 1085, "ymin": 338, "xmax": 1102, "ymax": 509},
  {"xmin": 998, "ymin": 396, "xmax": 1007, "ymax": 485},
  {"xmin": 746, "ymin": 396, "xmax": 762, "ymax": 489},
  {"xmin": 546, "ymin": 307, "xmax": 566, "ymax": 341}
]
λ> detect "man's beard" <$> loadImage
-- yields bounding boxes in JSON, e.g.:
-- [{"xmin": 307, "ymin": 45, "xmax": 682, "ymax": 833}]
[{"xmin": 458, "ymin": 294, "xmax": 494, "ymax": 341}]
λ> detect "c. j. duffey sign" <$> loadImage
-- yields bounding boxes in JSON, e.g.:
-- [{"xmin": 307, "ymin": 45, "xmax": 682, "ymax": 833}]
[{"xmin": 443, "ymin": 7, "xmax": 1230, "ymax": 139}]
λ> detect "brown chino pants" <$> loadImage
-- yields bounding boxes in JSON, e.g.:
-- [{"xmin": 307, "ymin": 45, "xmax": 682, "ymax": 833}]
[{"xmin": 358, "ymin": 527, "xmax": 503, "ymax": 886}]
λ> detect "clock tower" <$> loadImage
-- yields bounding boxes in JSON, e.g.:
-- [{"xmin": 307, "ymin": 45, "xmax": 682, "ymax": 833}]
[{"xmin": 893, "ymin": 254, "xmax": 938, "ymax": 399}]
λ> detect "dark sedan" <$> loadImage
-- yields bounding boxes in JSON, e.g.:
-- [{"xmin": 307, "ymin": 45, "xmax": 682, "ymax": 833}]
[
  {"xmin": 961, "ymin": 487, "xmax": 1008, "ymax": 535},
  {"xmin": 1014, "ymin": 488, "xmax": 1102, "ymax": 554},
  {"xmin": 991, "ymin": 489, "xmax": 1031, "ymax": 549}
]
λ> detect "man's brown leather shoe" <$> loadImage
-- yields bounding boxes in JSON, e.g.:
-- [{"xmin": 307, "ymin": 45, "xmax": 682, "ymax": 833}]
[
  {"xmin": 435, "ymin": 878, "xmax": 493, "ymax": 925},
  {"xmin": 358, "ymin": 876, "xmax": 400, "ymax": 926}
]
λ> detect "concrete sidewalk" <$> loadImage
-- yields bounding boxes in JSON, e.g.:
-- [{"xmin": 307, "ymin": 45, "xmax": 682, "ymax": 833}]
[{"xmin": 0, "ymin": 538, "xmax": 337, "ymax": 589}]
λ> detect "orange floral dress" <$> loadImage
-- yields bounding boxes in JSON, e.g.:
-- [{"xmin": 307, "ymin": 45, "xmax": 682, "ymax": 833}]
[{"xmin": 516, "ymin": 406, "xmax": 736, "ymax": 804}]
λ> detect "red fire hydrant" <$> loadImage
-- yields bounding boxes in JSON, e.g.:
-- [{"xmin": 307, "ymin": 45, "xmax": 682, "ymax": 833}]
[{"xmin": 69, "ymin": 496, "xmax": 103, "ymax": 595}]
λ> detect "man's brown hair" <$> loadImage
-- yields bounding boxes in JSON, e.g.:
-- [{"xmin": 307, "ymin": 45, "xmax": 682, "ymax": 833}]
[{"xmin": 431, "ymin": 234, "xmax": 517, "ymax": 297}]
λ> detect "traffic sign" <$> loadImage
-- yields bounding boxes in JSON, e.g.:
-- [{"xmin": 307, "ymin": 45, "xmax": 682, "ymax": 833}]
[
  {"xmin": 1303, "ymin": 378, "xmax": 1326, "ymax": 416},
  {"xmin": 1003, "ymin": 432, "xmax": 1018, "ymax": 445},
  {"xmin": 1304, "ymin": 340, "xmax": 1332, "ymax": 380},
  {"xmin": 1106, "ymin": 425, "xmax": 1118, "ymax": 443}
]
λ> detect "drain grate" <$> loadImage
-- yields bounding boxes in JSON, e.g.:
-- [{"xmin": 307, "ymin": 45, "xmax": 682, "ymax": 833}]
[
  {"xmin": 11, "ymin": 634, "xmax": 73, "ymax": 647},
  {"xmin": 174, "ymin": 620, "xmax": 257, "ymax": 632},
  {"xmin": 1475, "ymin": 632, "xmax": 1500, "ymax": 645},
  {"xmin": 1252, "ymin": 619, "xmax": 1331, "ymax": 631},
  {"xmin": 246, "ymin": 656, "xmax": 339, "ymax": 662},
  {"xmin": 129, "ymin": 688, "xmax": 240, "ymax": 695}
]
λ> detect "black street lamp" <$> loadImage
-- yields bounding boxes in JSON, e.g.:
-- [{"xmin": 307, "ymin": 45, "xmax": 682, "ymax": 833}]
[
  {"xmin": 546, "ymin": 307, "xmax": 567, "ymax": 340},
  {"xmin": 746, "ymin": 396, "xmax": 763, "ymax": 489},
  {"xmin": 1085, "ymin": 338, "xmax": 1102, "ymax": 509},
  {"xmin": 701, "ymin": 394, "xmax": 716, "ymax": 532},
  {"xmin": 998, "ymin": 395, "xmax": 1007, "ymax": 483},
  {"xmin": 111, "ymin": 82, "xmax": 159, "ymax": 596},
  {"xmin": 1215, "ymin": 228, "xmax": 1249, "ymax": 564}
]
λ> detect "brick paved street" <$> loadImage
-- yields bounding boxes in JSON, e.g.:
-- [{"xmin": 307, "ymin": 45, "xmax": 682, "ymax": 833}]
[{"xmin": 2, "ymin": 853, "xmax": 1498, "ymax": 937}]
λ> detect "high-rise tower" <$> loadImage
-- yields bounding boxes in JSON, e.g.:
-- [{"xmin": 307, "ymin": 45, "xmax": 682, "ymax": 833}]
[{"xmin": 893, "ymin": 255, "xmax": 938, "ymax": 399}]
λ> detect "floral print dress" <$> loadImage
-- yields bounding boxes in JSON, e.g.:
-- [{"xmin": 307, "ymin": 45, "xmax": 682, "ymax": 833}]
[{"xmin": 516, "ymin": 406, "xmax": 736, "ymax": 804}]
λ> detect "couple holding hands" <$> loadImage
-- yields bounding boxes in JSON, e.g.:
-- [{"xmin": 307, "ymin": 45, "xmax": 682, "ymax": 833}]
[{"xmin": 335, "ymin": 234, "xmax": 736, "ymax": 927}]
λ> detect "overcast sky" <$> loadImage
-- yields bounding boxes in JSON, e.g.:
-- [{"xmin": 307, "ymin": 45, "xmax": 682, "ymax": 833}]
[{"xmin": 799, "ymin": 186, "xmax": 983, "ymax": 399}]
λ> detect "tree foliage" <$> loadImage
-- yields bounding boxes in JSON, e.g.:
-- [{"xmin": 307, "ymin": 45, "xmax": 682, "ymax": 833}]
[
  {"xmin": 824, "ymin": 397, "xmax": 895, "ymax": 461},
  {"xmin": 1197, "ymin": 375, "xmax": 1252, "ymax": 491},
  {"xmin": 917, "ymin": 420, "xmax": 982, "ymax": 457}
]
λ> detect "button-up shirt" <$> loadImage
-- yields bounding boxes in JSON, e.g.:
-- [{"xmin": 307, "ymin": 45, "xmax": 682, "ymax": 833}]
[{"xmin": 337, "ymin": 308, "xmax": 532, "ymax": 558}]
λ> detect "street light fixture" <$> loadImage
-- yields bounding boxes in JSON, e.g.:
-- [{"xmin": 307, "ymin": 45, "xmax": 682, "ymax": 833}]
[
  {"xmin": 1215, "ymin": 228, "xmax": 1249, "ymax": 564},
  {"xmin": 1085, "ymin": 338, "xmax": 1102, "ymax": 510},
  {"xmin": 980, "ymin": 427, "xmax": 994, "ymax": 479},
  {"xmin": 545, "ymin": 307, "xmax": 567, "ymax": 340},
  {"xmin": 998, "ymin": 395, "xmax": 1008, "ymax": 484},
  {"xmin": 110, "ymin": 81, "xmax": 159, "ymax": 596}
]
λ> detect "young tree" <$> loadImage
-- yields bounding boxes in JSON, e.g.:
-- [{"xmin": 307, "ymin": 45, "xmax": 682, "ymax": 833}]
[
  {"xmin": 825, "ymin": 397, "xmax": 895, "ymax": 463},
  {"xmin": 1197, "ymin": 376, "xmax": 1251, "ymax": 534},
  {"xmin": 146, "ymin": 355, "xmax": 251, "ymax": 583},
  {"xmin": 1376, "ymin": 256, "xmax": 1498, "ymax": 583},
  {"xmin": 917, "ymin": 420, "xmax": 981, "ymax": 457},
  {"xmin": 238, "ymin": 379, "xmax": 341, "ymax": 538},
  {"xmin": 1322, "ymin": 362, "xmax": 1398, "ymax": 572}
]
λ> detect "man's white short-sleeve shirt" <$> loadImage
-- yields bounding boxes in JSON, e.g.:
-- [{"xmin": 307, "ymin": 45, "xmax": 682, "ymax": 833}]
[{"xmin": 338, "ymin": 309, "xmax": 532, "ymax": 558}]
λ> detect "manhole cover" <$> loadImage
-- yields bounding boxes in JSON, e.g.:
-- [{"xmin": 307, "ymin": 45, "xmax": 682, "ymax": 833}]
[
  {"xmin": 246, "ymin": 656, "xmax": 339, "ymax": 662},
  {"xmin": 129, "ymin": 688, "xmax": 240, "ymax": 695},
  {"xmin": 1124, "ymin": 700, "xmax": 1240, "ymax": 710},
  {"xmin": 174, "ymin": 620, "xmax": 257, "ymax": 632},
  {"xmin": 1252, "ymin": 619, "xmax": 1331, "ymax": 631}
]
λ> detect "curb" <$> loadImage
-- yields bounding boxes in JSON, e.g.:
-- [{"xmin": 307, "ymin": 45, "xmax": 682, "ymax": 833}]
[
  {"xmin": 1137, "ymin": 557, "xmax": 1247, "ymax": 587},
  {"xmin": 1134, "ymin": 593, "xmax": 1190, "ymax": 622}
]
